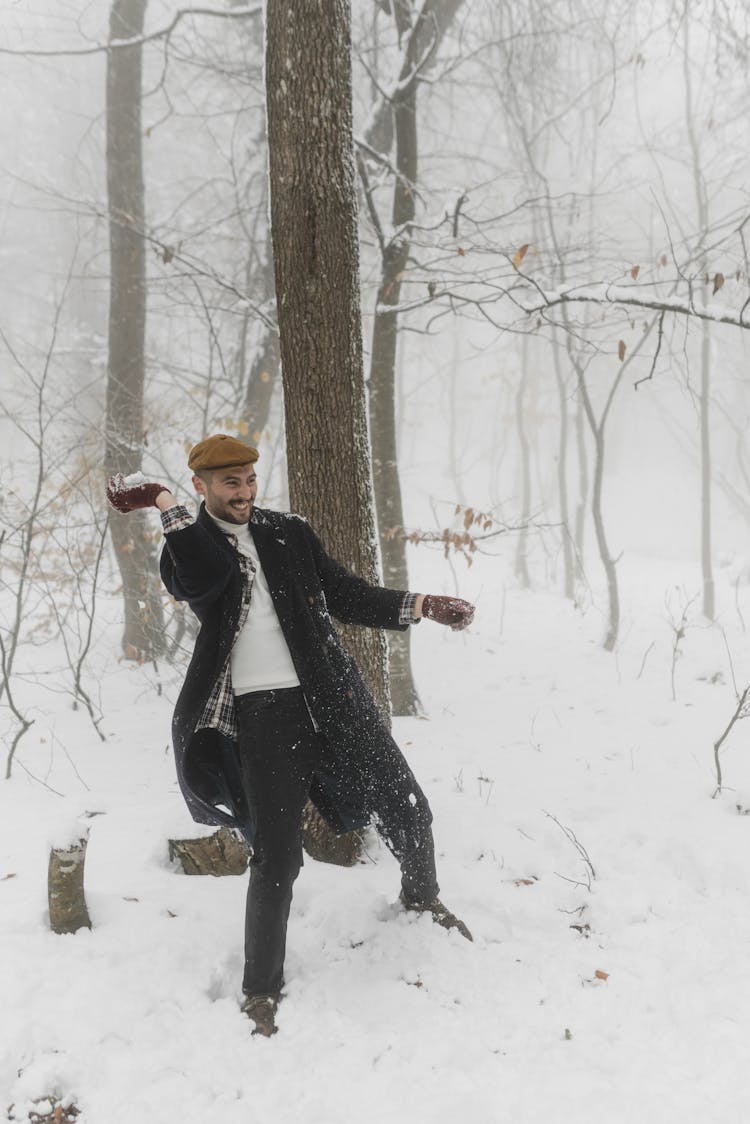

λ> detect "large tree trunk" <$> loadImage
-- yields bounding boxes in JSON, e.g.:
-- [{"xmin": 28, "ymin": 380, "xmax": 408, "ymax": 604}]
[
  {"xmin": 265, "ymin": 0, "xmax": 389, "ymax": 715},
  {"xmin": 105, "ymin": 0, "xmax": 164, "ymax": 659}
]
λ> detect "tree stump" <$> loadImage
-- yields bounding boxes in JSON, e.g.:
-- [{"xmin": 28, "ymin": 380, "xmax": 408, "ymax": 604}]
[
  {"xmin": 168, "ymin": 826, "xmax": 250, "ymax": 876},
  {"xmin": 48, "ymin": 829, "xmax": 91, "ymax": 935},
  {"xmin": 301, "ymin": 801, "xmax": 362, "ymax": 867}
]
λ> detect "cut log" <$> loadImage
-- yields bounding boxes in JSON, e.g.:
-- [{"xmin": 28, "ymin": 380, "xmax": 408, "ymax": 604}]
[
  {"xmin": 169, "ymin": 809, "xmax": 363, "ymax": 875},
  {"xmin": 168, "ymin": 826, "xmax": 250, "ymax": 876},
  {"xmin": 48, "ymin": 829, "xmax": 91, "ymax": 935},
  {"xmin": 301, "ymin": 800, "xmax": 362, "ymax": 867}
]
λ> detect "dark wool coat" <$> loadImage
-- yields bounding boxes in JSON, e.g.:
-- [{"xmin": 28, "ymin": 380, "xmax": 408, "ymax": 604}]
[{"xmin": 159, "ymin": 503, "xmax": 433, "ymax": 852}]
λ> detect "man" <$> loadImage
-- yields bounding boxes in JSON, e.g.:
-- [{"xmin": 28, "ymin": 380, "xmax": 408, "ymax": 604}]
[{"xmin": 106, "ymin": 434, "xmax": 475, "ymax": 1037}]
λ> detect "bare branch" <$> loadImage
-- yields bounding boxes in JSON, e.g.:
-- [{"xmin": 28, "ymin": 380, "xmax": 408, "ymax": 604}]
[
  {"xmin": 712, "ymin": 685, "xmax": 750, "ymax": 798},
  {"xmin": 634, "ymin": 310, "xmax": 666, "ymax": 390},
  {"xmin": 543, "ymin": 811, "xmax": 596, "ymax": 888},
  {"xmin": 0, "ymin": 5, "xmax": 262, "ymax": 58}
]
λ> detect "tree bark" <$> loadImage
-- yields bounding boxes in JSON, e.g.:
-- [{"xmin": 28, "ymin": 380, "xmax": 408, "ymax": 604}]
[
  {"xmin": 105, "ymin": 0, "xmax": 164, "ymax": 659},
  {"xmin": 169, "ymin": 827, "xmax": 250, "ymax": 876},
  {"xmin": 48, "ymin": 829, "xmax": 91, "ymax": 935},
  {"xmin": 265, "ymin": 0, "xmax": 388, "ymax": 717}
]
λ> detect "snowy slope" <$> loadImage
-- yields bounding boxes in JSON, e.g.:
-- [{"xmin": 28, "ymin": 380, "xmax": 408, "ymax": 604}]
[{"xmin": 3, "ymin": 552, "xmax": 750, "ymax": 1124}]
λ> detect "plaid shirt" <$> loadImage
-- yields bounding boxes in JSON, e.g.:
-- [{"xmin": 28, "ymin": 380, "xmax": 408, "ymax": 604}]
[{"xmin": 161, "ymin": 503, "xmax": 419, "ymax": 740}]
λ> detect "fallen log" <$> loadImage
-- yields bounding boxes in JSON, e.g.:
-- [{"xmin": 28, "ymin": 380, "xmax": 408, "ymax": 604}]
[
  {"xmin": 168, "ymin": 826, "xmax": 250, "ymax": 876},
  {"xmin": 301, "ymin": 801, "xmax": 362, "ymax": 867}
]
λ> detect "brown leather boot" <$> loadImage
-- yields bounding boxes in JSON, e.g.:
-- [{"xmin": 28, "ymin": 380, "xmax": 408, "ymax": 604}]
[
  {"xmin": 399, "ymin": 891, "xmax": 473, "ymax": 941},
  {"xmin": 241, "ymin": 994, "xmax": 278, "ymax": 1036}
]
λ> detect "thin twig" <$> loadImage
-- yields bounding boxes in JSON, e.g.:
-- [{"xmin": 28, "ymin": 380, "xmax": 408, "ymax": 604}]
[
  {"xmin": 634, "ymin": 310, "xmax": 666, "ymax": 390},
  {"xmin": 636, "ymin": 641, "xmax": 655, "ymax": 680},
  {"xmin": 543, "ymin": 810, "xmax": 596, "ymax": 885},
  {"xmin": 712, "ymin": 685, "xmax": 750, "ymax": 797}
]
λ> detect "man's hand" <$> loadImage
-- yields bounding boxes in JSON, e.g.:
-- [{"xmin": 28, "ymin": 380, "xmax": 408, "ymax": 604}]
[
  {"xmin": 106, "ymin": 472, "xmax": 170, "ymax": 514},
  {"xmin": 420, "ymin": 594, "xmax": 475, "ymax": 631}
]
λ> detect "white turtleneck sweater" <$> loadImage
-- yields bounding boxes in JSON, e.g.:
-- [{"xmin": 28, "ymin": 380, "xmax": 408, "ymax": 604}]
[{"xmin": 209, "ymin": 511, "xmax": 300, "ymax": 695}]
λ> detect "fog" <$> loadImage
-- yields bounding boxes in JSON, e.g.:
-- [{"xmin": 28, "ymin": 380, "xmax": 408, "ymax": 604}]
[{"xmin": 2, "ymin": 0, "xmax": 750, "ymax": 661}]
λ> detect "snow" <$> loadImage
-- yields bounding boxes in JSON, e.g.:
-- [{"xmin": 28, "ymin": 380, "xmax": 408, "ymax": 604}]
[{"xmin": 3, "ymin": 553, "xmax": 750, "ymax": 1122}]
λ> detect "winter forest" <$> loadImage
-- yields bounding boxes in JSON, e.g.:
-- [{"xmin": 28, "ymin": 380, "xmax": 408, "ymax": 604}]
[{"xmin": 3, "ymin": 1, "xmax": 750, "ymax": 1121}]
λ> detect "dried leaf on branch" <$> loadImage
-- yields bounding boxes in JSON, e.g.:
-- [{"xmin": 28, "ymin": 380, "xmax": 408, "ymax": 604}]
[{"xmin": 512, "ymin": 243, "xmax": 530, "ymax": 268}]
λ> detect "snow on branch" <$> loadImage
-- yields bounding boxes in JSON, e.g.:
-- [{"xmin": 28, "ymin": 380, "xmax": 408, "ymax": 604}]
[{"xmin": 523, "ymin": 282, "xmax": 750, "ymax": 331}]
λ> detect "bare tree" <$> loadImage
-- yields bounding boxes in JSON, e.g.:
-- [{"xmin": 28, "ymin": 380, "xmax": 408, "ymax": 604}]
[
  {"xmin": 105, "ymin": 0, "xmax": 165, "ymax": 659},
  {"xmin": 362, "ymin": 0, "xmax": 465, "ymax": 714},
  {"xmin": 683, "ymin": 1, "xmax": 715, "ymax": 619}
]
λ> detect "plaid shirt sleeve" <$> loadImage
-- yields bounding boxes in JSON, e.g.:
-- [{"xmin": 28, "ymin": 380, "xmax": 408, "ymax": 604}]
[
  {"xmin": 399, "ymin": 591, "xmax": 421, "ymax": 625},
  {"xmin": 160, "ymin": 504, "xmax": 195, "ymax": 534}
]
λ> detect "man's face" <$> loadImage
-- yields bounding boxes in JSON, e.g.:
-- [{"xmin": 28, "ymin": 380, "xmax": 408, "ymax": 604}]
[{"xmin": 193, "ymin": 464, "xmax": 258, "ymax": 524}]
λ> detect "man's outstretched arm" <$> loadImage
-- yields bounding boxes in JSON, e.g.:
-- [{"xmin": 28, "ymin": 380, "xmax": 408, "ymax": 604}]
[{"xmin": 105, "ymin": 474, "xmax": 232, "ymax": 608}]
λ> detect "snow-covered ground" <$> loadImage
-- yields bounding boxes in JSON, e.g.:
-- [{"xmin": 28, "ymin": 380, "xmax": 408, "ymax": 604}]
[{"xmin": 3, "ymin": 550, "xmax": 750, "ymax": 1123}]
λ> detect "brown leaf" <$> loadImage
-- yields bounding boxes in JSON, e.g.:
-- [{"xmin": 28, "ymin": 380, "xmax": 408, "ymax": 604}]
[
  {"xmin": 512, "ymin": 243, "xmax": 530, "ymax": 268},
  {"xmin": 713, "ymin": 272, "xmax": 725, "ymax": 294},
  {"xmin": 457, "ymin": 247, "xmax": 465, "ymax": 256},
  {"xmin": 618, "ymin": 340, "xmax": 626, "ymax": 362},
  {"xmin": 660, "ymin": 253, "xmax": 668, "ymax": 267},
  {"xmin": 630, "ymin": 265, "xmax": 640, "ymax": 280},
  {"xmin": 594, "ymin": 969, "xmax": 609, "ymax": 981}
]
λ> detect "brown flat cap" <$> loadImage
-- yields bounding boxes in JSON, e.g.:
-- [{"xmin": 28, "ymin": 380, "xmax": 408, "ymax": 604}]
[{"xmin": 188, "ymin": 433, "xmax": 260, "ymax": 472}]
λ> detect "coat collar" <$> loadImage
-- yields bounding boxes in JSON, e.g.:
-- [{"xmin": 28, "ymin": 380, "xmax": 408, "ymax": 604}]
[
  {"xmin": 196, "ymin": 502, "xmax": 290, "ymax": 589},
  {"xmin": 249, "ymin": 508, "xmax": 290, "ymax": 592}
]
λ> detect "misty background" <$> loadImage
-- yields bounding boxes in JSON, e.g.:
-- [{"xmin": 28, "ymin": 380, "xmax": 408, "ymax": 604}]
[{"xmin": 2, "ymin": 0, "xmax": 750, "ymax": 723}]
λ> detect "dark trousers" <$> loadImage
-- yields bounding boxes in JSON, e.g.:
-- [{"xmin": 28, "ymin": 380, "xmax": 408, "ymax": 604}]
[{"xmin": 235, "ymin": 687, "xmax": 438, "ymax": 998}]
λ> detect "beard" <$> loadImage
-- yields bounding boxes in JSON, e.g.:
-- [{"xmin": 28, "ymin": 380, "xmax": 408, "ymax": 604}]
[
  {"xmin": 205, "ymin": 495, "xmax": 253, "ymax": 524},
  {"xmin": 222, "ymin": 499, "xmax": 252, "ymax": 523}
]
